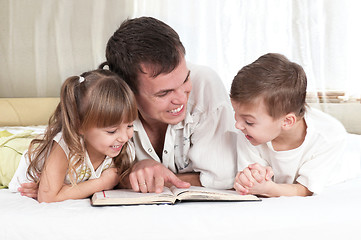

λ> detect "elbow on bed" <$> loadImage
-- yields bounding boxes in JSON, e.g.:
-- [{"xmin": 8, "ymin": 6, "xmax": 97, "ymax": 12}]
[{"xmin": 37, "ymin": 191, "xmax": 62, "ymax": 203}]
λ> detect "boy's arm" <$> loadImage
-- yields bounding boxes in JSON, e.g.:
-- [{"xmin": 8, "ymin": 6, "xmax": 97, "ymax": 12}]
[
  {"xmin": 253, "ymin": 181, "xmax": 313, "ymax": 197},
  {"xmin": 235, "ymin": 173, "xmax": 313, "ymax": 197},
  {"xmin": 234, "ymin": 165, "xmax": 312, "ymax": 197}
]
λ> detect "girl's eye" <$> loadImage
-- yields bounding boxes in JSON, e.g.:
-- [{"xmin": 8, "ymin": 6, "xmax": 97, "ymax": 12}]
[
  {"xmin": 128, "ymin": 124, "xmax": 134, "ymax": 128},
  {"xmin": 106, "ymin": 130, "xmax": 116, "ymax": 134}
]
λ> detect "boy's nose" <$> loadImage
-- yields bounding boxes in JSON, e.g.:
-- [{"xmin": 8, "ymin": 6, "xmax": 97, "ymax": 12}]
[{"xmin": 235, "ymin": 122, "xmax": 245, "ymax": 131}]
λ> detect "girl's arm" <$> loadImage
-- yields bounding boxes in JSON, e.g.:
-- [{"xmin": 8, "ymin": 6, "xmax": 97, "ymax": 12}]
[{"xmin": 38, "ymin": 142, "xmax": 119, "ymax": 203}]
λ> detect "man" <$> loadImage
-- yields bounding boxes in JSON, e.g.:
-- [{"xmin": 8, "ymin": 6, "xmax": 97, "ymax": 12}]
[
  {"xmin": 19, "ymin": 17, "xmax": 237, "ymax": 197},
  {"xmin": 106, "ymin": 17, "xmax": 237, "ymax": 193}
]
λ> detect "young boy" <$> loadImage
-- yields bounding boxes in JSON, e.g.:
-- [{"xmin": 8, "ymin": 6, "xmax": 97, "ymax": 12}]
[{"xmin": 231, "ymin": 53, "xmax": 359, "ymax": 197}]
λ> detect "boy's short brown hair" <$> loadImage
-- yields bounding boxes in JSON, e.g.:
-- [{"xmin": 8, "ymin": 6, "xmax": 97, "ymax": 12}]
[{"xmin": 230, "ymin": 53, "xmax": 307, "ymax": 119}]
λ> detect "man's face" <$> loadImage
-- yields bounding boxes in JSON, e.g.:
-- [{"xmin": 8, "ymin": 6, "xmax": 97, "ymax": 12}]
[{"xmin": 135, "ymin": 57, "xmax": 192, "ymax": 126}]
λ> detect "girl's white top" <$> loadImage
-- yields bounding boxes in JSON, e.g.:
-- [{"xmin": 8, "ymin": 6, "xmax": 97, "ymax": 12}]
[{"xmin": 9, "ymin": 132, "xmax": 135, "ymax": 192}]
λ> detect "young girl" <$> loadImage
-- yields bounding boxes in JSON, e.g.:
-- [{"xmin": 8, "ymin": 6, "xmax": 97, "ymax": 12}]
[{"xmin": 9, "ymin": 69, "xmax": 138, "ymax": 202}]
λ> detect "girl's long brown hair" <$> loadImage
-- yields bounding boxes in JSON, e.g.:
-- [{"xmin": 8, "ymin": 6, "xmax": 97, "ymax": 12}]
[{"xmin": 27, "ymin": 69, "xmax": 138, "ymax": 185}]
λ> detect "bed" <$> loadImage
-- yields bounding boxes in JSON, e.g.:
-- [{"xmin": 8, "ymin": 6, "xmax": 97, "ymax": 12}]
[{"xmin": 1, "ymin": 98, "xmax": 361, "ymax": 240}]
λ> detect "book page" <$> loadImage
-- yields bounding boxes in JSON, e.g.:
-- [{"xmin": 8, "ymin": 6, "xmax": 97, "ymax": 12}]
[
  {"xmin": 170, "ymin": 186, "xmax": 260, "ymax": 201},
  {"xmin": 104, "ymin": 188, "xmax": 173, "ymax": 198},
  {"xmin": 92, "ymin": 187, "xmax": 176, "ymax": 205}
]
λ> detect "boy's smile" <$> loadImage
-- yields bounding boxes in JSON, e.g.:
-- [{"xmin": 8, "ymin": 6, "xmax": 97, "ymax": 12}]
[{"xmin": 231, "ymin": 98, "xmax": 283, "ymax": 146}]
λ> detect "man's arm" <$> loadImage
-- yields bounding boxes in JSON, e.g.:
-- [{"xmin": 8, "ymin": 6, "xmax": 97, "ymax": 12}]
[{"xmin": 176, "ymin": 172, "xmax": 201, "ymax": 186}]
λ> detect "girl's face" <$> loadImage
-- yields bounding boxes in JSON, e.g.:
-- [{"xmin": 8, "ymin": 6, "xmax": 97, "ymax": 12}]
[{"xmin": 82, "ymin": 122, "xmax": 134, "ymax": 161}]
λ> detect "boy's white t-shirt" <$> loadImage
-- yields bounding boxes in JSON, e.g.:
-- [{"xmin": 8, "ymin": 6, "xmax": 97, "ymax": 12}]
[
  {"xmin": 236, "ymin": 107, "xmax": 360, "ymax": 194},
  {"xmin": 9, "ymin": 132, "xmax": 135, "ymax": 192}
]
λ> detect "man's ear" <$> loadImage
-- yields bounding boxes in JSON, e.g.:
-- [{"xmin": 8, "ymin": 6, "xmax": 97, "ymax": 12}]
[{"xmin": 282, "ymin": 113, "xmax": 297, "ymax": 129}]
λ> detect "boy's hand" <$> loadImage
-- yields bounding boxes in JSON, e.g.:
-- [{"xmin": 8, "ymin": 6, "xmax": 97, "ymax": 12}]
[
  {"xmin": 248, "ymin": 163, "xmax": 274, "ymax": 183},
  {"xmin": 234, "ymin": 164, "xmax": 274, "ymax": 195},
  {"xmin": 234, "ymin": 167, "xmax": 256, "ymax": 195}
]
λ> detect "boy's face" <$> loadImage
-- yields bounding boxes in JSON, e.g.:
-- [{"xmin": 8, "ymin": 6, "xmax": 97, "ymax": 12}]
[{"xmin": 231, "ymin": 98, "xmax": 284, "ymax": 146}]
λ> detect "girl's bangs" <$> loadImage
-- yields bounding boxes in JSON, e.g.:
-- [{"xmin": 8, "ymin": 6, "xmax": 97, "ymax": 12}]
[{"xmin": 82, "ymin": 80, "xmax": 137, "ymax": 129}]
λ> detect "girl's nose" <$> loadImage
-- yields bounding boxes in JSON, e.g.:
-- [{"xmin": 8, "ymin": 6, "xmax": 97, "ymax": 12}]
[{"xmin": 116, "ymin": 131, "xmax": 129, "ymax": 143}]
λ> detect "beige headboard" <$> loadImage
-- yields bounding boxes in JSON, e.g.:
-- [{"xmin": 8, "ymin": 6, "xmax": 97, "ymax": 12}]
[
  {"xmin": 0, "ymin": 98, "xmax": 59, "ymax": 126},
  {"xmin": 0, "ymin": 98, "xmax": 360, "ymax": 134}
]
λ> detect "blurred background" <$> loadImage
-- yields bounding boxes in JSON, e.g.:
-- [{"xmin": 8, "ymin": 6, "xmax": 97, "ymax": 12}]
[{"xmin": 1, "ymin": 0, "xmax": 360, "ymax": 103}]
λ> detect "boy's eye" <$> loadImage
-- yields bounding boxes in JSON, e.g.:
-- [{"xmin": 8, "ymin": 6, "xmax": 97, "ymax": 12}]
[{"xmin": 245, "ymin": 121, "xmax": 254, "ymax": 126}]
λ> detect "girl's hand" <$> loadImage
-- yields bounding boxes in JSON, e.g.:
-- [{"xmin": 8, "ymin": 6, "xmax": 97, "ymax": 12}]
[
  {"xmin": 99, "ymin": 168, "xmax": 120, "ymax": 190},
  {"xmin": 19, "ymin": 182, "xmax": 39, "ymax": 199}
]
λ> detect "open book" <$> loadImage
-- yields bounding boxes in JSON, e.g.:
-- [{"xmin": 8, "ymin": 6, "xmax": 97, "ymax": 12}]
[{"xmin": 91, "ymin": 186, "xmax": 260, "ymax": 206}]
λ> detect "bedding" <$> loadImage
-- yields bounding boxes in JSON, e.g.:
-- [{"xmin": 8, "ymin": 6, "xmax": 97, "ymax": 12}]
[
  {"xmin": 0, "ymin": 130, "xmax": 37, "ymax": 188},
  {"xmin": 1, "ymin": 174, "xmax": 361, "ymax": 240},
  {"xmin": 1, "ymin": 98, "xmax": 361, "ymax": 240},
  {"xmin": 0, "ymin": 126, "xmax": 361, "ymax": 239}
]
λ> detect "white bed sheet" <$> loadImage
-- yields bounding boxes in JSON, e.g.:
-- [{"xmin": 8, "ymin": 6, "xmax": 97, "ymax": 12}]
[
  {"xmin": 1, "ymin": 127, "xmax": 361, "ymax": 240},
  {"xmin": 1, "ymin": 176, "xmax": 361, "ymax": 240}
]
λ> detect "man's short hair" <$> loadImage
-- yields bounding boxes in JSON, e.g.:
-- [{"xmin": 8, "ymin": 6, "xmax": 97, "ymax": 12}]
[{"xmin": 105, "ymin": 17, "xmax": 186, "ymax": 94}]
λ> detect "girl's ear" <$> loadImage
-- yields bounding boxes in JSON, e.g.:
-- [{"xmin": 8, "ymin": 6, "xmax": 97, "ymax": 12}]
[{"xmin": 281, "ymin": 113, "xmax": 297, "ymax": 130}]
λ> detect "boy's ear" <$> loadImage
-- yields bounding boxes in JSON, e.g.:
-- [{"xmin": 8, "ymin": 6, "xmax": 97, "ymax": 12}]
[{"xmin": 282, "ymin": 113, "xmax": 297, "ymax": 129}]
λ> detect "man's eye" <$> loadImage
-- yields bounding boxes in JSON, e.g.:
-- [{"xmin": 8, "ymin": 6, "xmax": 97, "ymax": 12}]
[{"xmin": 157, "ymin": 92, "xmax": 169, "ymax": 97}]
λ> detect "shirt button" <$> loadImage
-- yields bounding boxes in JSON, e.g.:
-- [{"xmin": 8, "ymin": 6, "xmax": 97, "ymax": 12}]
[
  {"xmin": 148, "ymin": 148, "xmax": 152, "ymax": 152},
  {"xmin": 164, "ymin": 150, "xmax": 168, "ymax": 154}
]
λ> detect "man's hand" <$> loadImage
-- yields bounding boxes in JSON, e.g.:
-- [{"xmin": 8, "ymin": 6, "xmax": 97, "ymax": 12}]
[
  {"xmin": 129, "ymin": 159, "xmax": 190, "ymax": 193},
  {"xmin": 18, "ymin": 182, "xmax": 39, "ymax": 199}
]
